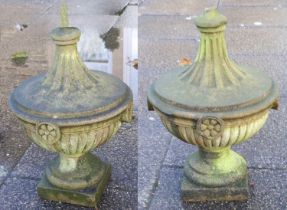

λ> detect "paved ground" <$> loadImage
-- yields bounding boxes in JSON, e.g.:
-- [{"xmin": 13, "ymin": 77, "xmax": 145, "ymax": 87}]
[
  {"xmin": 0, "ymin": 0, "xmax": 137, "ymax": 209},
  {"xmin": 139, "ymin": 0, "xmax": 287, "ymax": 209}
]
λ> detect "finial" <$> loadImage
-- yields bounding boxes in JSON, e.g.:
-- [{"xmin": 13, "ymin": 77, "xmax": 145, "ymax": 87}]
[
  {"xmin": 180, "ymin": 8, "xmax": 245, "ymax": 88},
  {"xmin": 195, "ymin": 8, "xmax": 227, "ymax": 28},
  {"xmin": 60, "ymin": 0, "xmax": 69, "ymax": 27}
]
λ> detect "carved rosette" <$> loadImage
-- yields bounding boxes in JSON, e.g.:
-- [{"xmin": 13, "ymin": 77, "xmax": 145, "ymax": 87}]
[
  {"xmin": 158, "ymin": 110, "xmax": 269, "ymax": 149},
  {"xmin": 36, "ymin": 123, "xmax": 61, "ymax": 145},
  {"xmin": 196, "ymin": 117, "xmax": 224, "ymax": 140}
]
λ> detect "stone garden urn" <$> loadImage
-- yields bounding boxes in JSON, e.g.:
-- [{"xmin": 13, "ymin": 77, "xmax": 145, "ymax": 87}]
[
  {"xmin": 9, "ymin": 7, "xmax": 133, "ymax": 207},
  {"xmin": 147, "ymin": 8, "xmax": 278, "ymax": 202}
]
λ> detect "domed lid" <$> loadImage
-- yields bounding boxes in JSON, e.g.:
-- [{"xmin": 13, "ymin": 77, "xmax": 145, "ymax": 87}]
[
  {"xmin": 9, "ymin": 4, "xmax": 132, "ymax": 125},
  {"xmin": 148, "ymin": 8, "xmax": 278, "ymax": 119}
]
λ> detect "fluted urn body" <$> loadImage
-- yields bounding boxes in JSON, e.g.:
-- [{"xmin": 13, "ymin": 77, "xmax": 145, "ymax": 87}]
[
  {"xmin": 9, "ymin": 23, "xmax": 132, "ymax": 206},
  {"xmin": 147, "ymin": 8, "xmax": 278, "ymax": 202}
]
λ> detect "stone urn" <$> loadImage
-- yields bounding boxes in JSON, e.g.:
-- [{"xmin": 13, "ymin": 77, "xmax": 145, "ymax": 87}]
[
  {"xmin": 8, "ymin": 8, "xmax": 133, "ymax": 207},
  {"xmin": 147, "ymin": 8, "xmax": 278, "ymax": 202}
]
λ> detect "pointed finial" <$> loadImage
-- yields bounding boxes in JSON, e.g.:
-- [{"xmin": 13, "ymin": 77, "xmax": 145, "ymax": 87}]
[{"xmin": 60, "ymin": 0, "xmax": 69, "ymax": 27}]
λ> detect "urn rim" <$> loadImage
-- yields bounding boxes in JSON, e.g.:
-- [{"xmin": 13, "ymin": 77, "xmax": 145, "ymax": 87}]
[
  {"xmin": 147, "ymin": 65, "xmax": 278, "ymax": 120},
  {"xmin": 9, "ymin": 71, "xmax": 133, "ymax": 126}
]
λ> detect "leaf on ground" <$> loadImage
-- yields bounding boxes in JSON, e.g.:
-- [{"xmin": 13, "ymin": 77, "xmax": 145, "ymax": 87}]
[
  {"xmin": 131, "ymin": 59, "xmax": 138, "ymax": 70},
  {"xmin": 178, "ymin": 57, "xmax": 192, "ymax": 66}
]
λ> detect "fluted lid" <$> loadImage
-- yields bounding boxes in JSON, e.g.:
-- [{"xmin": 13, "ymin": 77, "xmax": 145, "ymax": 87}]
[
  {"xmin": 148, "ymin": 8, "xmax": 278, "ymax": 119},
  {"xmin": 9, "ymin": 5, "xmax": 132, "ymax": 125}
]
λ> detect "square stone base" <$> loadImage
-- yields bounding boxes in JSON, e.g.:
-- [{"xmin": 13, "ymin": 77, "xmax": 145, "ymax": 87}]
[
  {"xmin": 37, "ymin": 164, "xmax": 111, "ymax": 207},
  {"xmin": 181, "ymin": 175, "xmax": 249, "ymax": 202}
]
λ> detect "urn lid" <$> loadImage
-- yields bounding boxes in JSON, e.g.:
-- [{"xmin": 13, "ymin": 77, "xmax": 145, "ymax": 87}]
[
  {"xmin": 148, "ymin": 8, "xmax": 278, "ymax": 119},
  {"xmin": 9, "ymin": 6, "xmax": 132, "ymax": 126}
]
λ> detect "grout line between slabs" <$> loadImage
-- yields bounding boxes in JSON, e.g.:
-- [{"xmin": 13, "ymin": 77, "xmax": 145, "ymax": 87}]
[
  {"xmin": 146, "ymin": 135, "xmax": 173, "ymax": 210},
  {"xmin": 0, "ymin": 142, "xmax": 32, "ymax": 189}
]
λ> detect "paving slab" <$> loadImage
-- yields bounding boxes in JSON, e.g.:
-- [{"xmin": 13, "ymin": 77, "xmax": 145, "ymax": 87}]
[
  {"xmin": 149, "ymin": 167, "xmax": 287, "ymax": 210},
  {"xmin": 140, "ymin": 0, "xmax": 287, "ymax": 17},
  {"xmin": 229, "ymin": 55, "xmax": 287, "ymax": 97},
  {"xmin": 140, "ymin": 5, "xmax": 287, "ymax": 39},
  {"xmin": 139, "ymin": 39, "xmax": 198, "ymax": 76},
  {"xmin": 226, "ymin": 27, "xmax": 287, "ymax": 55},
  {"xmin": 138, "ymin": 111, "xmax": 173, "ymax": 209},
  {"xmin": 139, "ymin": 16, "xmax": 200, "ymax": 41},
  {"xmin": 94, "ymin": 118, "xmax": 138, "ymax": 192},
  {"xmin": 221, "ymin": 0, "xmax": 287, "ymax": 7},
  {"xmin": 139, "ymin": 15, "xmax": 198, "ymax": 40},
  {"xmin": 140, "ymin": 15, "xmax": 287, "ymax": 56},
  {"xmin": 140, "ymin": 0, "xmax": 218, "ymax": 16},
  {"xmin": 0, "ymin": 3, "xmax": 51, "ymax": 25},
  {"xmin": 0, "ymin": 0, "xmax": 56, "ymax": 5},
  {"xmin": 218, "ymin": 6, "xmax": 287, "ymax": 27}
]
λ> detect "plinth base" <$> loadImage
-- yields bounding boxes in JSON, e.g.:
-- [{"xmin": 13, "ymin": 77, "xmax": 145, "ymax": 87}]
[
  {"xmin": 37, "ymin": 164, "xmax": 111, "ymax": 207},
  {"xmin": 181, "ymin": 174, "xmax": 249, "ymax": 202}
]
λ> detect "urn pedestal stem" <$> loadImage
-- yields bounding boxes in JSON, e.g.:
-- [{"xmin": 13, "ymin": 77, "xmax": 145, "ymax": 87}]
[
  {"xmin": 182, "ymin": 147, "xmax": 249, "ymax": 202},
  {"xmin": 45, "ymin": 152, "xmax": 110, "ymax": 191},
  {"xmin": 183, "ymin": 147, "xmax": 247, "ymax": 188},
  {"xmin": 58, "ymin": 154, "xmax": 80, "ymax": 173}
]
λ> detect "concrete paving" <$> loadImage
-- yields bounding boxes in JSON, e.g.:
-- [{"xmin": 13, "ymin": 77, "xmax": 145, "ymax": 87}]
[{"xmin": 139, "ymin": 0, "xmax": 287, "ymax": 209}]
